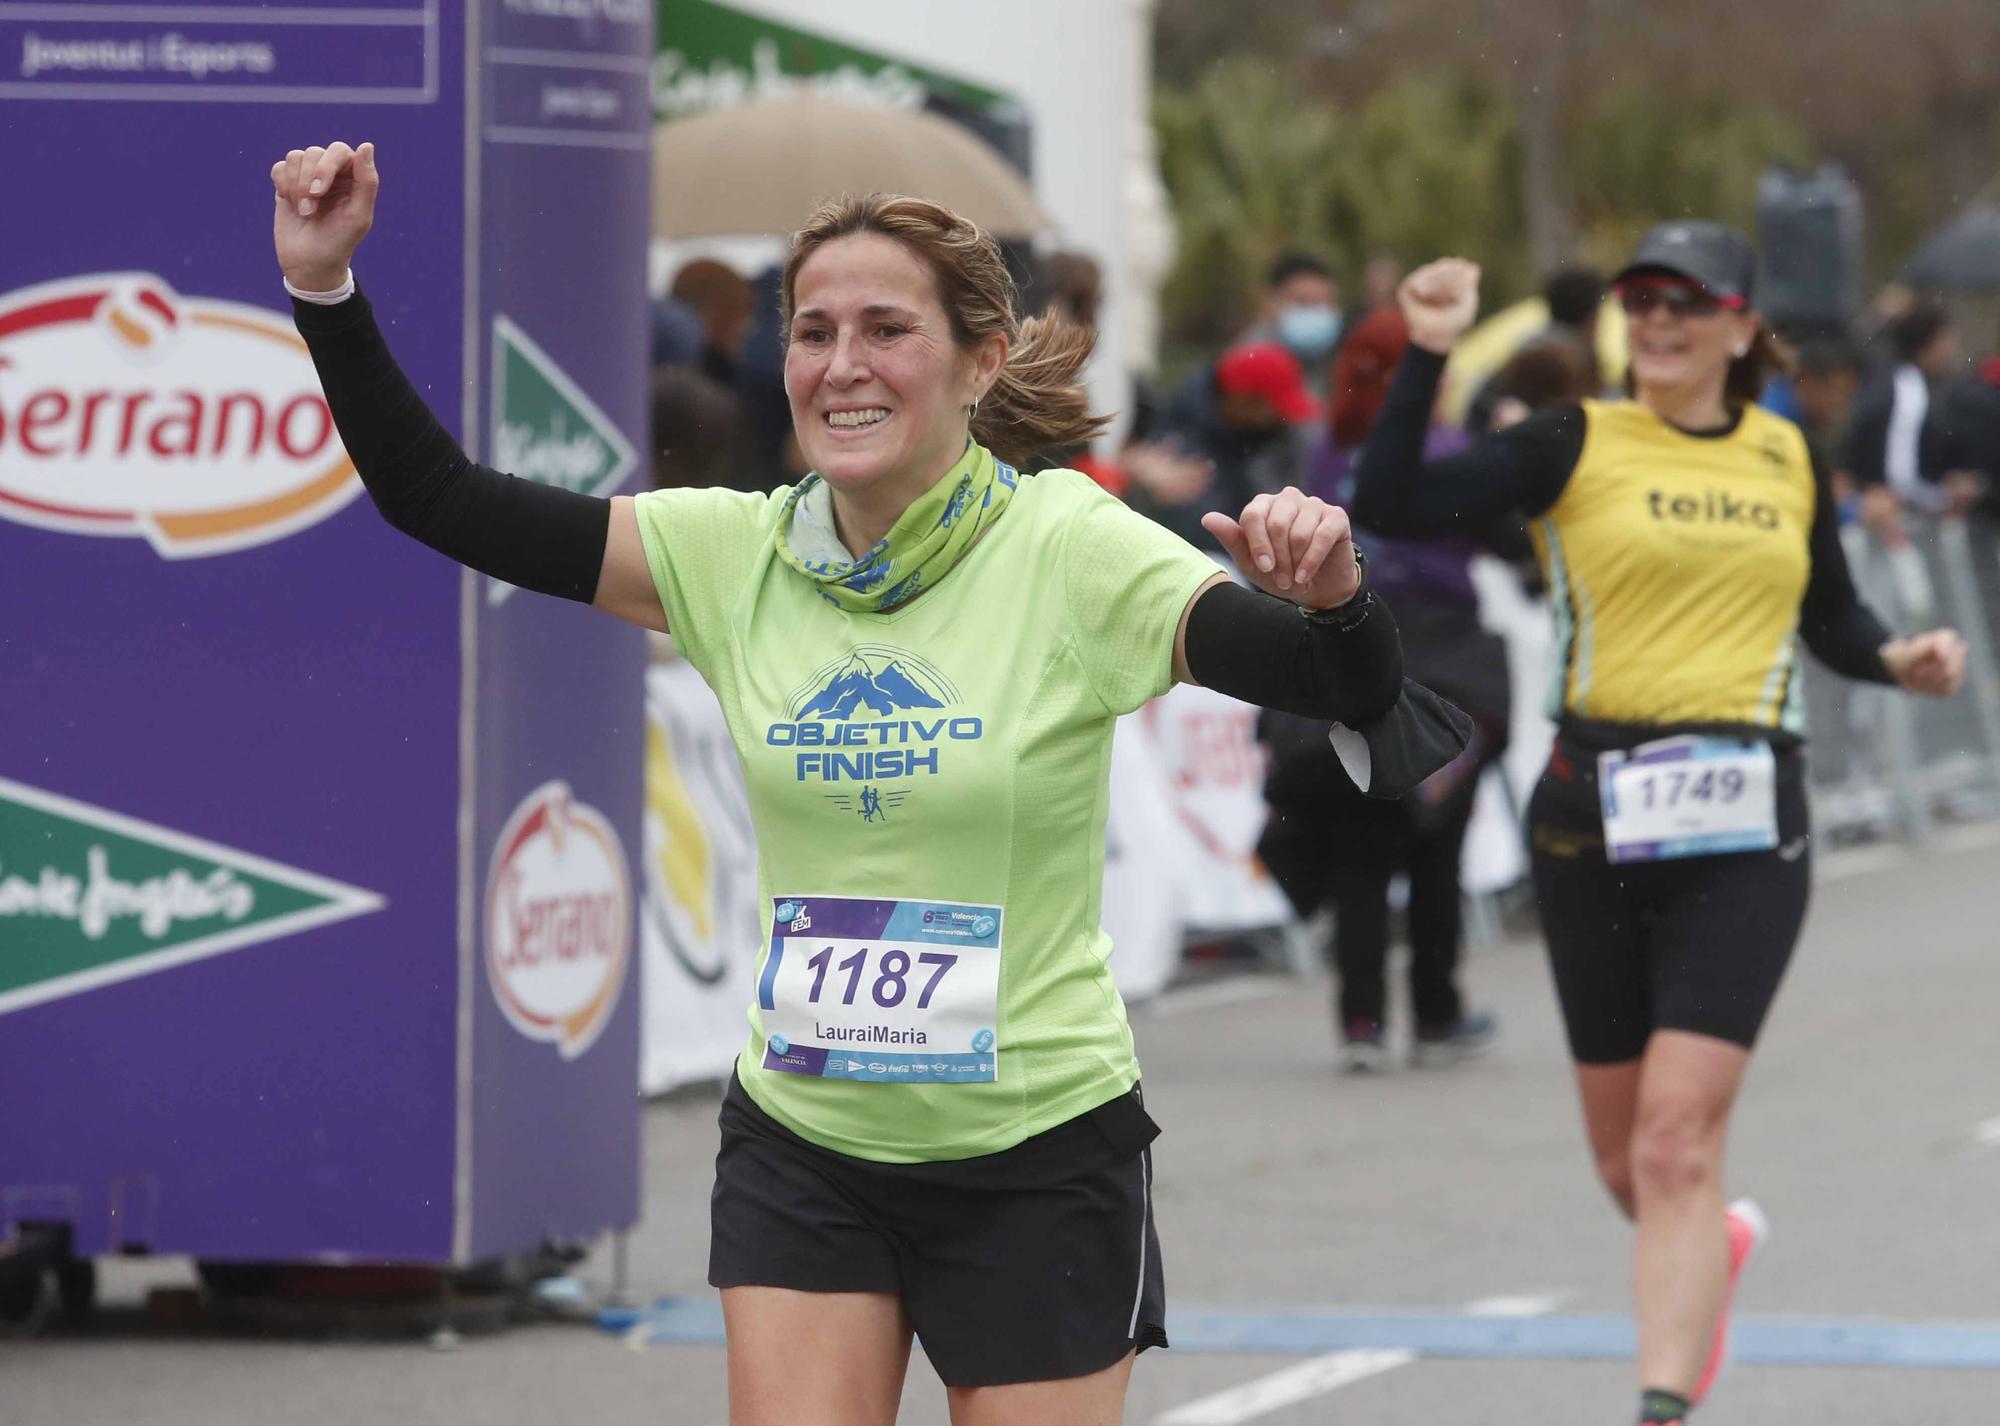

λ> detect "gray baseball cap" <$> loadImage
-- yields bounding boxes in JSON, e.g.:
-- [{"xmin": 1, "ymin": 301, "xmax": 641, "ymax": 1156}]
[{"xmin": 1614, "ymin": 221, "xmax": 1756, "ymax": 306}]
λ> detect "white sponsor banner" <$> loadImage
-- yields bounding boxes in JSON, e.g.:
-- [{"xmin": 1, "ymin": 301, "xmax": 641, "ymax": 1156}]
[
  {"xmin": 1464, "ymin": 555, "xmax": 1554, "ymax": 894},
  {"xmin": 640, "ymin": 656, "xmax": 761, "ymax": 1094},
  {"xmin": 1101, "ymin": 715, "xmax": 1196, "ymax": 1002},
  {"xmin": 1137, "ymin": 682, "xmax": 1292, "ymax": 934}
]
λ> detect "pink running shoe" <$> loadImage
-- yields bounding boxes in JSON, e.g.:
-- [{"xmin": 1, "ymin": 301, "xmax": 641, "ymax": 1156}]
[{"xmin": 1691, "ymin": 1198, "xmax": 1770, "ymax": 1404}]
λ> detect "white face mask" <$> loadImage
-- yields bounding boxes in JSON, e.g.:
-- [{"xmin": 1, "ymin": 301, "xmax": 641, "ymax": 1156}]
[{"xmin": 1277, "ymin": 304, "xmax": 1341, "ymax": 359}]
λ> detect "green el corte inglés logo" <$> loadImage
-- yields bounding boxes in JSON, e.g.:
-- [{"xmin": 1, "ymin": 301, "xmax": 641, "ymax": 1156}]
[
  {"xmin": 487, "ymin": 313, "xmax": 637, "ymax": 606},
  {"xmin": 0, "ymin": 776, "xmax": 385, "ymax": 1015}
]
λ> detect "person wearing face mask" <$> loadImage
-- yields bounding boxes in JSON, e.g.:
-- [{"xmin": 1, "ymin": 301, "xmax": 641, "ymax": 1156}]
[
  {"xmin": 1242, "ymin": 251, "xmax": 1345, "ymax": 392},
  {"xmin": 269, "ymin": 141, "xmax": 1467, "ymax": 1426},
  {"xmin": 1353, "ymin": 225, "xmax": 1968, "ymax": 1426},
  {"xmin": 1132, "ymin": 341, "xmax": 1323, "ymax": 550}
]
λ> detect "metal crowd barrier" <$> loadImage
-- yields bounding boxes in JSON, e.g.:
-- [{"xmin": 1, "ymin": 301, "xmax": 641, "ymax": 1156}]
[{"xmin": 1807, "ymin": 512, "xmax": 2000, "ymax": 842}]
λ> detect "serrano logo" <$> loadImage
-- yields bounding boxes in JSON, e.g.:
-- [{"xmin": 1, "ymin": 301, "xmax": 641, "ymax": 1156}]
[
  {"xmin": 485, "ymin": 781, "xmax": 632, "ymax": 1060},
  {"xmin": 0, "ymin": 273, "xmax": 359, "ymax": 557}
]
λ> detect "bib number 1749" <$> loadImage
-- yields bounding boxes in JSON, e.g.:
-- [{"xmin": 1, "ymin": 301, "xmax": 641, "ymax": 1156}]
[{"xmin": 1598, "ymin": 738, "xmax": 1777, "ymax": 864}]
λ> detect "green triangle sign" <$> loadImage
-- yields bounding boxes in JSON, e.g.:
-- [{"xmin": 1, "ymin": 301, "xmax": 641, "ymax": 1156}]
[
  {"xmin": 0, "ymin": 776, "xmax": 385, "ymax": 1016},
  {"xmin": 487, "ymin": 313, "xmax": 638, "ymax": 606}
]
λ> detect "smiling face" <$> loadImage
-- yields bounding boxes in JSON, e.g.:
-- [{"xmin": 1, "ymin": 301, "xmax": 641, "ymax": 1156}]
[
  {"xmin": 1622, "ymin": 279, "xmax": 1760, "ymax": 403},
  {"xmin": 785, "ymin": 232, "xmax": 1004, "ymax": 502}
]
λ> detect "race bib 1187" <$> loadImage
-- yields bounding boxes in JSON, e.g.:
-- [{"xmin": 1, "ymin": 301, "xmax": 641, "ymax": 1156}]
[{"xmin": 757, "ymin": 895, "xmax": 1002, "ymax": 1083}]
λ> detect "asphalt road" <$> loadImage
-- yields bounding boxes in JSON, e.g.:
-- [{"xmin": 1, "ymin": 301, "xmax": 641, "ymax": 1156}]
[{"xmin": 8, "ymin": 826, "xmax": 1998, "ymax": 1425}]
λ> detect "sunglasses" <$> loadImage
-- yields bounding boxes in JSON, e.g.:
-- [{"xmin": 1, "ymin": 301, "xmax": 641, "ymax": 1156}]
[{"xmin": 1617, "ymin": 278, "xmax": 1743, "ymax": 319}]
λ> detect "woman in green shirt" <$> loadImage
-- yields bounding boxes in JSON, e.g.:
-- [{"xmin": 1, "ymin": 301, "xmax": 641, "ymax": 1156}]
[{"xmin": 272, "ymin": 140, "xmax": 1455, "ymax": 1425}]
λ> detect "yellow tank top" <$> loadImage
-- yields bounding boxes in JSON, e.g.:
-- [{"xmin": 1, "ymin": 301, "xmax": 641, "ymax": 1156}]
[{"xmin": 1531, "ymin": 399, "xmax": 1818, "ymax": 730}]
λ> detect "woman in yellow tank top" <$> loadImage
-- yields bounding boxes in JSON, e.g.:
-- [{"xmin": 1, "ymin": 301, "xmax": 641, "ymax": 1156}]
[{"xmin": 1354, "ymin": 224, "xmax": 1966, "ymax": 1426}]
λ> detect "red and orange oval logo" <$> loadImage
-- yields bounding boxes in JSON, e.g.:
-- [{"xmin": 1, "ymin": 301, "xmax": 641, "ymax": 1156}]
[
  {"xmin": 485, "ymin": 781, "xmax": 632, "ymax": 1061},
  {"xmin": 0, "ymin": 273, "xmax": 358, "ymax": 557}
]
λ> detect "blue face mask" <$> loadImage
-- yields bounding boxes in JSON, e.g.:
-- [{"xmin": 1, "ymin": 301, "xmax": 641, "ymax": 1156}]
[{"xmin": 1277, "ymin": 304, "xmax": 1341, "ymax": 359}]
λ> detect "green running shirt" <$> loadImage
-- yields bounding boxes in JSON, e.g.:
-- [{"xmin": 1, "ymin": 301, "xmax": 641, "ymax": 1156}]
[{"xmin": 634, "ymin": 463, "xmax": 1220, "ymax": 1162}]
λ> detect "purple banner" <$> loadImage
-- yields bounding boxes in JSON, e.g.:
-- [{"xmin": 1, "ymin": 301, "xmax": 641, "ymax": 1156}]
[
  {"xmin": 1, "ymin": 2, "xmax": 437, "ymax": 102},
  {"xmin": 465, "ymin": 0, "xmax": 650, "ymax": 1260},
  {"xmin": 0, "ymin": 0, "xmax": 646, "ymax": 1266}
]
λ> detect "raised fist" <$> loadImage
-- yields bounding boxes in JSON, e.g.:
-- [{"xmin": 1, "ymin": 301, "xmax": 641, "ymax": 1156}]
[
  {"xmin": 1397, "ymin": 258, "xmax": 1482, "ymax": 354},
  {"xmin": 271, "ymin": 142, "xmax": 379, "ymax": 293}
]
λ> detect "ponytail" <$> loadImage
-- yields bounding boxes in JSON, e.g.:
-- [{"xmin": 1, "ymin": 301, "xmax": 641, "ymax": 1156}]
[
  {"xmin": 1726, "ymin": 322, "xmax": 1793, "ymax": 408},
  {"xmin": 972, "ymin": 311, "xmax": 1108, "ymax": 463}
]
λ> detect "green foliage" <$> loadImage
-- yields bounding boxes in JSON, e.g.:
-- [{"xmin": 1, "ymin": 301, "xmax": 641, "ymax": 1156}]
[
  {"xmin": 1328, "ymin": 76, "xmax": 1524, "ymax": 297},
  {"xmin": 1154, "ymin": 64, "xmax": 1824, "ymax": 347},
  {"xmin": 1155, "ymin": 64, "xmax": 1526, "ymax": 347},
  {"xmin": 1154, "ymin": 60, "xmax": 1345, "ymax": 343},
  {"xmin": 1570, "ymin": 91, "xmax": 1814, "ymax": 271}
]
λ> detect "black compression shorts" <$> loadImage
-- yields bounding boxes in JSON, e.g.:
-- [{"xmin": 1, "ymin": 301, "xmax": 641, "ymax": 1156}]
[
  {"xmin": 708, "ymin": 1072, "xmax": 1166, "ymax": 1387},
  {"xmin": 1527, "ymin": 730, "xmax": 1812, "ymax": 1064}
]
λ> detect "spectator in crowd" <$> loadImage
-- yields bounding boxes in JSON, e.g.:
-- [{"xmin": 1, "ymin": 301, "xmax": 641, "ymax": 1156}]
[
  {"xmin": 731, "ymin": 262, "xmax": 810, "ymax": 491},
  {"xmin": 1132, "ymin": 341, "xmax": 1320, "ymax": 550},
  {"xmin": 1922, "ymin": 354, "xmax": 2000, "ymax": 522},
  {"xmin": 1536, "ymin": 266, "xmax": 1608, "ymax": 393},
  {"xmin": 1790, "ymin": 335, "xmax": 1864, "ymax": 480},
  {"xmin": 1846, "ymin": 301, "xmax": 1960, "ymax": 538},
  {"xmin": 651, "ymin": 293, "xmax": 706, "ymax": 369},
  {"xmin": 1469, "ymin": 337, "xmax": 1593, "ymax": 438},
  {"xmin": 1241, "ymin": 251, "xmax": 1345, "ymax": 391},
  {"xmin": 650, "ymin": 365, "xmax": 745, "ymax": 492},
  {"xmin": 1257, "ymin": 306, "xmax": 1517, "ymax": 1071},
  {"xmin": 1360, "ymin": 254, "xmax": 1403, "ymax": 317},
  {"xmin": 651, "ymin": 284, "xmax": 748, "ymax": 492},
  {"xmin": 1462, "ymin": 267, "xmax": 1607, "ymax": 428},
  {"xmin": 1036, "ymin": 249, "xmax": 1104, "ymax": 333},
  {"xmin": 1023, "ymin": 249, "xmax": 1135, "ymax": 494},
  {"xmin": 670, "ymin": 258, "xmax": 756, "ymax": 390}
]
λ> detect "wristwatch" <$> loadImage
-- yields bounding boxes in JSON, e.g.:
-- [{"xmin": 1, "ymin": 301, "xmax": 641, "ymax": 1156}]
[{"xmin": 1300, "ymin": 547, "xmax": 1370, "ymax": 630}]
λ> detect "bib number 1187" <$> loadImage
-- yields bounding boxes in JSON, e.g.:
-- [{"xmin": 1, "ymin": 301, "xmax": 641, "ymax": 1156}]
[
  {"xmin": 803, "ymin": 944, "xmax": 957, "ymax": 1010},
  {"xmin": 758, "ymin": 896, "xmax": 1003, "ymax": 1083}
]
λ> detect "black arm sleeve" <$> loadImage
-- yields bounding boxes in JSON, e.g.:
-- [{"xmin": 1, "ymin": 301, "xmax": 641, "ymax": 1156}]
[
  {"xmin": 1182, "ymin": 579, "xmax": 1404, "ymax": 726},
  {"xmin": 1348, "ymin": 345, "xmax": 1581, "ymax": 535},
  {"xmin": 293, "ymin": 287, "xmax": 610, "ymax": 603},
  {"xmin": 1798, "ymin": 451, "xmax": 1894, "ymax": 682}
]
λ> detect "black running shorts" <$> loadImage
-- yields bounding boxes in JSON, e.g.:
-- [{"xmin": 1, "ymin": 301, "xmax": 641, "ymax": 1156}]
[
  {"xmin": 1528, "ymin": 729, "xmax": 1812, "ymax": 1065},
  {"xmin": 708, "ymin": 1072, "xmax": 1167, "ymax": 1387}
]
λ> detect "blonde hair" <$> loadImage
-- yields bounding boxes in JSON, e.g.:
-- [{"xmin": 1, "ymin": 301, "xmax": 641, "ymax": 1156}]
[{"xmin": 782, "ymin": 194, "xmax": 1108, "ymax": 465}]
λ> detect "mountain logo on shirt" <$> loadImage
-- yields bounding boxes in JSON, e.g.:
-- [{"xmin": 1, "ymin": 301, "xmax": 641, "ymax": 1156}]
[
  {"xmin": 788, "ymin": 647, "xmax": 959, "ymax": 720},
  {"xmin": 767, "ymin": 647, "xmax": 982, "ymax": 807},
  {"xmin": 0, "ymin": 273, "xmax": 361, "ymax": 557}
]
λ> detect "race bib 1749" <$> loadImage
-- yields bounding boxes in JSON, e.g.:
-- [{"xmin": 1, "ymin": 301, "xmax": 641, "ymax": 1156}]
[
  {"xmin": 757, "ymin": 896, "xmax": 1002, "ymax": 1083},
  {"xmin": 1598, "ymin": 738, "xmax": 1778, "ymax": 864}
]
